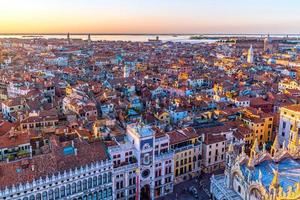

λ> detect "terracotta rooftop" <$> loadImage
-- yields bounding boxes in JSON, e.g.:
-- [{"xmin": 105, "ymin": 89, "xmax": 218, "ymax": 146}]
[
  {"xmin": 0, "ymin": 137, "xmax": 109, "ymax": 190},
  {"xmin": 167, "ymin": 127, "xmax": 198, "ymax": 145},
  {"xmin": 203, "ymin": 133, "xmax": 226, "ymax": 145},
  {"xmin": 282, "ymin": 104, "xmax": 300, "ymax": 112}
]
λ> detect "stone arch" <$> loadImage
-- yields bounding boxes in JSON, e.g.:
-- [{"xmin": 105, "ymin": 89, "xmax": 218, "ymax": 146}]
[
  {"xmin": 231, "ymin": 169, "xmax": 247, "ymax": 198},
  {"xmin": 88, "ymin": 177, "xmax": 93, "ymax": 189},
  {"xmin": 54, "ymin": 187, "xmax": 59, "ymax": 199},
  {"xmin": 60, "ymin": 185, "xmax": 66, "ymax": 197},
  {"xmin": 66, "ymin": 184, "xmax": 71, "ymax": 196},
  {"xmin": 98, "ymin": 174, "xmax": 102, "ymax": 185},
  {"xmin": 36, "ymin": 193, "xmax": 41, "ymax": 200},
  {"xmin": 83, "ymin": 179, "xmax": 87, "ymax": 190},
  {"xmin": 231, "ymin": 169, "xmax": 243, "ymax": 189},
  {"xmin": 103, "ymin": 173, "xmax": 107, "ymax": 184},
  {"xmin": 48, "ymin": 189, "xmax": 53, "ymax": 200},
  {"xmin": 93, "ymin": 176, "xmax": 97, "ymax": 187},
  {"xmin": 77, "ymin": 180, "xmax": 82, "ymax": 192},
  {"xmin": 248, "ymin": 185, "xmax": 265, "ymax": 200},
  {"xmin": 231, "ymin": 169, "xmax": 243, "ymax": 180},
  {"xmin": 42, "ymin": 191, "xmax": 47, "ymax": 200},
  {"xmin": 72, "ymin": 182, "xmax": 76, "ymax": 194}
]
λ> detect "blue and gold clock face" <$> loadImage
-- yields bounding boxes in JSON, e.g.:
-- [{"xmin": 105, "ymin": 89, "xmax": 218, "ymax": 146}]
[
  {"xmin": 143, "ymin": 143, "xmax": 151, "ymax": 151},
  {"xmin": 142, "ymin": 169, "xmax": 150, "ymax": 178},
  {"xmin": 140, "ymin": 138, "xmax": 153, "ymax": 151}
]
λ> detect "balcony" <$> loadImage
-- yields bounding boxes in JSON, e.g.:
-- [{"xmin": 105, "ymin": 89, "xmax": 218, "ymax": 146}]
[
  {"xmin": 1, "ymin": 148, "xmax": 31, "ymax": 162},
  {"xmin": 155, "ymin": 150, "xmax": 174, "ymax": 160},
  {"xmin": 174, "ymin": 142, "xmax": 201, "ymax": 153},
  {"xmin": 113, "ymin": 162, "xmax": 138, "ymax": 172}
]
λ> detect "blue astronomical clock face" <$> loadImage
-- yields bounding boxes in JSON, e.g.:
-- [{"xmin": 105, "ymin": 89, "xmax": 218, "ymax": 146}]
[
  {"xmin": 142, "ymin": 169, "xmax": 150, "ymax": 178},
  {"xmin": 140, "ymin": 138, "xmax": 153, "ymax": 151}
]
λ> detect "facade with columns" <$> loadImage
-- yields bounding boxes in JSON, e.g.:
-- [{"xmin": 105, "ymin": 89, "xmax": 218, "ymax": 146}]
[
  {"xmin": 0, "ymin": 123, "xmax": 201, "ymax": 200},
  {"xmin": 0, "ymin": 137, "xmax": 114, "ymax": 200},
  {"xmin": 211, "ymin": 133, "xmax": 300, "ymax": 200},
  {"xmin": 0, "ymin": 159, "xmax": 113, "ymax": 200}
]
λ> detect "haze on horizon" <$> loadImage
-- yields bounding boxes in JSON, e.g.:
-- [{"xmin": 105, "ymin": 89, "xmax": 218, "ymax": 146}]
[{"xmin": 0, "ymin": 0, "xmax": 300, "ymax": 34}]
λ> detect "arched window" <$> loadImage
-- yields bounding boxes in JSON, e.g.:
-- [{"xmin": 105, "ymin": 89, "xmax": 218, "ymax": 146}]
[
  {"xmin": 108, "ymin": 172, "xmax": 112, "ymax": 183},
  {"xmin": 72, "ymin": 182, "xmax": 76, "ymax": 194},
  {"xmin": 99, "ymin": 191, "xmax": 102, "ymax": 199},
  {"xmin": 42, "ymin": 191, "xmax": 47, "ymax": 200},
  {"xmin": 93, "ymin": 176, "xmax": 97, "ymax": 187},
  {"xmin": 66, "ymin": 184, "xmax": 71, "ymax": 196},
  {"xmin": 83, "ymin": 179, "xmax": 87, "ymax": 190},
  {"xmin": 54, "ymin": 188, "xmax": 59, "ymax": 199},
  {"xmin": 29, "ymin": 195, "xmax": 35, "ymax": 200},
  {"xmin": 103, "ymin": 189, "xmax": 107, "ymax": 198},
  {"xmin": 60, "ymin": 186, "xmax": 65, "ymax": 197},
  {"xmin": 98, "ymin": 175, "xmax": 102, "ymax": 185},
  {"xmin": 238, "ymin": 185, "xmax": 241, "ymax": 193},
  {"xmin": 48, "ymin": 189, "xmax": 54, "ymax": 200},
  {"xmin": 107, "ymin": 187, "xmax": 112, "ymax": 197},
  {"xmin": 88, "ymin": 177, "xmax": 93, "ymax": 189},
  {"xmin": 36, "ymin": 193, "xmax": 41, "ymax": 200},
  {"xmin": 93, "ymin": 192, "xmax": 98, "ymax": 200},
  {"xmin": 103, "ymin": 173, "xmax": 107, "ymax": 184},
  {"xmin": 77, "ymin": 181, "xmax": 82, "ymax": 192}
]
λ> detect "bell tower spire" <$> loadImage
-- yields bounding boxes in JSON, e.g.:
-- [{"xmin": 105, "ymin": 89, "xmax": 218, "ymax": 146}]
[
  {"xmin": 271, "ymin": 135, "xmax": 279, "ymax": 156},
  {"xmin": 251, "ymin": 138, "xmax": 259, "ymax": 157}
]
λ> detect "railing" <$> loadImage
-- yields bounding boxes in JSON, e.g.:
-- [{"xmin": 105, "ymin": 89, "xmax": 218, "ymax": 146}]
[
  {"xmin": 113, "ymin": 163, "xmax": 138, "ymax": 172},
  {"xmin": 155, "ymin": 150, "xmax": 174, "ymax": 160},
  {"xmin": 174, "ymin": 142, "xmax": 201, "ymax": 153},
  {"xmin": 155, "ymin": 136, "xmax": 169, "ymax": 143}
]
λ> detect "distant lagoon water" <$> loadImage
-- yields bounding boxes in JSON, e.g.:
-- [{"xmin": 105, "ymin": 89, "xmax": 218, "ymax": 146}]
[
  {"xmin": 0, "ymin": 34, "xmax": 299, "ymax": 43},
  {"xmin": 0, "ymin": 34, "xmax": 221, "ymax": 44}
]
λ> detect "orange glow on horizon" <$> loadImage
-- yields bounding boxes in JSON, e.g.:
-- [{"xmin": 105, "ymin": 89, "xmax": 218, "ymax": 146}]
[{"xmin": 0, "ymin": 0, "xmax": 299, "ymax": 34}]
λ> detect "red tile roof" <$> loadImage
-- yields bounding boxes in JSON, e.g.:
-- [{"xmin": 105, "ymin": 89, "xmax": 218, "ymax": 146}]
[{"xmin": 0, "ymin": 137, "xmax": 109, "ymax": 189}]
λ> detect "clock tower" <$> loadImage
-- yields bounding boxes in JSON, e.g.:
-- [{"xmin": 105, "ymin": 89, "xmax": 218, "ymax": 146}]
[{"xmin": 127, "ymin": 123, "xmax": 155, "ymax": 200}]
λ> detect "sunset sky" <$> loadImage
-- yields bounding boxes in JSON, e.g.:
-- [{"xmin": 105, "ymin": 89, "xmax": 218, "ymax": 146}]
[{"xmin": 0, "ymin": 0, "xmax": 300, "ymax": 34}]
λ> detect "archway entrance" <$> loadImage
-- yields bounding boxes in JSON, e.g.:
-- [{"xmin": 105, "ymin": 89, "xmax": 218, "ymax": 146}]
[
  {"xmin": 249, "ymin": 188, "xmax": 263, "ymax": 200},
  {"xmin": 141, "ymin": 184, "xmax": 151, "ymax": 200}
]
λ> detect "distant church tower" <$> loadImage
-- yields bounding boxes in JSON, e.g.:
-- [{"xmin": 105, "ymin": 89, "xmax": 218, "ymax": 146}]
[
  {"xmin": 124, "ymin": 65, "xmax": 130, "ymax": 78},
  {"xmin": 264, "ymin": 34, "xmax": 273, "ymax": 53},
  {"xmin": 247, "ymin": 45, "xmax": 254, "ymax": 63},
  {"xmin": 88, "ymin": 34, "xmax": 91, "ymax": 44},
  {"xmin": 67, "ymin": 33, "xmax": 71, "ymax": 44}
]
